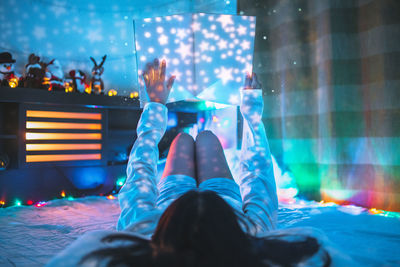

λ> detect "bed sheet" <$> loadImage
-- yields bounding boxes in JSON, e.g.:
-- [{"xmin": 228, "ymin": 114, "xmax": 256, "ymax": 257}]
[{"xmin": 1, "ymin": 196, "xmax": 399, "ymax": 266}]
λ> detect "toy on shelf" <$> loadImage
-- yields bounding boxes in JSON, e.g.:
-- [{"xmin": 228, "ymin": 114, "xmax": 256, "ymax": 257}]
[
  {"xmin": 89, "ymin": 55, "xmax": 106, "ymax": 95},
  {"xmin": 43, "ymin": 59, "xmax": 65, "ymax": 91},
  {"xmin": 0, "ymin": 52, "xmax": 20, "ymax": 88},
  {"xmin": 23, "ymin": 53, "xmax": 46, "ymax": 89},
  {"xmin": 68, "ymin": 70, "xmax": 89, "ymax": 93}
]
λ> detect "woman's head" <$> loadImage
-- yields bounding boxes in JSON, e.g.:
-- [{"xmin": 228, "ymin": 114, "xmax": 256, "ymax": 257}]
[
  {"xmin": 82, "ymin": 190, "xmax": 330, "ymax": 266},
  {"xmin": 151, "ymin": 190, "xmax": 256, "ymax": 267}
]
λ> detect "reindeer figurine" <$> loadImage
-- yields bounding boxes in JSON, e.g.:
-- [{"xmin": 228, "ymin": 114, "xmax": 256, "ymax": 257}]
[{"xmin": 89, "ymin": 55, "xmax": 106, "ymax": 95}]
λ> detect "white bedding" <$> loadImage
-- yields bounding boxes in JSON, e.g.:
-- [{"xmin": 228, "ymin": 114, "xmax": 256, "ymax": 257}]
[{"xmin": 1, "ymin": 196, "xmax": 399, "ymax": 266}]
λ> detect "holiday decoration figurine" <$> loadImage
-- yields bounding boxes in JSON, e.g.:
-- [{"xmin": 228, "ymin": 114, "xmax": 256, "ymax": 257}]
[
  {"xmin": 90, "ymin": 55, "xmax": 106, "ymax": 95},
  {"xmin": 68, "ymin": 70, "xmax": 88, "ymax": 93},
  {"xmin": 0, "ymin": 52, "xmax": 20, "ymax": 88},
  {"xmin": 23, "ymin": 53, "xmax": 46, "ymax": 89},
  {"xmin": 44, "ymin": 59, "xmax": 65, "ymax": 91}
]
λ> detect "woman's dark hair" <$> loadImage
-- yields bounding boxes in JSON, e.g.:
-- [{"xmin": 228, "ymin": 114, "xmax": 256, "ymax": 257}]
[
  {"xmin": 81, "ymin": 190, "xmax": 331, "ymax": 266},
  {"xmin": 151, "ymin": 190, "xmax": 258, "ymax": 267}
]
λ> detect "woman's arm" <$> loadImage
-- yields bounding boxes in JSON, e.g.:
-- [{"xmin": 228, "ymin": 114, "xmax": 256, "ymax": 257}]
[
  {"xmin": 117, "ymin": 59, "xmax": 175, "ymax": 232},
  {"xmin": 238, "ymin": 73, "xmax": 278, "ymax": 235}
]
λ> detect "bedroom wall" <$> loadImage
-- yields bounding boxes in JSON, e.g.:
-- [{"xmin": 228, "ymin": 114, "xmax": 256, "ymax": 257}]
[{"xmin": 0, "ymin": 0, "xmax": 236, "ymax": 95}]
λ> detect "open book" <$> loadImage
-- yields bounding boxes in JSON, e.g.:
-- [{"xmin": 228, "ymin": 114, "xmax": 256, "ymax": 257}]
[{"xmin": 134, "ymin": 13, "xmax": 256, "ymax": 105}]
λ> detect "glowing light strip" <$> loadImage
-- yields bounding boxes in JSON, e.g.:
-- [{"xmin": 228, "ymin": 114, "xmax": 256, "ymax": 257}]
[
  {"xmin": 26, "ymin": 110, "xmax": 102, "ymax": 120},
  {"xmin": 26, "ymin": 133, "xmax": 102, "ymax": 140},
  {"xmin": 26, "ymin": 121, "xmax": 102, "ymax": 130},
  {"xmin": 26, "ymin": 144, "xmax": 102, "ymax": 151},
  {"xmin": 26, "ymin": 154, "xmax": 101, "ymax": 162}
]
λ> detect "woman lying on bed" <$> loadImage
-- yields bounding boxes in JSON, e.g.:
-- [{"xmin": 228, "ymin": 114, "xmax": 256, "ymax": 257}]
[{"xmin": 46, "ymin": 59, "xmax": 353, "ymax": 267}]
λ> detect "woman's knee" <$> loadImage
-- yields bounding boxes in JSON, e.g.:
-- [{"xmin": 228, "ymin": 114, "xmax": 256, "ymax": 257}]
[
  {"xmin": 195, "ymin": 130, "xmax": 220, "ymax": 146},
  {"xmin": 195, "ymin": 130, "xmax": 233, "ymax": 182},
  {"xmin": 162, "ymin": 132, "xmax": 195, "ymax": 179},
  {"xmin": 172, "ymin": 132, "xmax": 195, "ymax": 148}
]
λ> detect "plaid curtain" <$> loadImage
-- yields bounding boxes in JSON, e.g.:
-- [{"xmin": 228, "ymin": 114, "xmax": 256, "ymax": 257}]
[{"xmin": 238, "ymin": 0, "xmax": 400, "ymax": 211}]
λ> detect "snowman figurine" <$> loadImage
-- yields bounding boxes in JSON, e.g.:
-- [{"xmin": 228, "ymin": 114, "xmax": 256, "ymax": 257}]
[{"xmin": 0, "ymin": 52, "xmax": 19, "ymax": 88}]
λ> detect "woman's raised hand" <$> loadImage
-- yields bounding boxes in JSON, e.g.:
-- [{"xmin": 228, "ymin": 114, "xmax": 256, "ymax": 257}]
[
  {"xmin": 244, "ymin": 72, "xmax": 262, "ymax": 90},
  {"xmin": 241, "ymin": 72, "xmax": 264, "ymax": 117},
  {"xmin": 142, "ymin": 58, "xmax": 176, "ymax": 105}
]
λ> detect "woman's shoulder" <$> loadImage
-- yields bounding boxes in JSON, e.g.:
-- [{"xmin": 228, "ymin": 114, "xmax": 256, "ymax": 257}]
[
  {"xmin": 255, "ymin": 227, "xmax": 357, "ymax": 267},
  {"xmin": 46, "ymin": 230, "xmax": 149, "ymax": 267}
]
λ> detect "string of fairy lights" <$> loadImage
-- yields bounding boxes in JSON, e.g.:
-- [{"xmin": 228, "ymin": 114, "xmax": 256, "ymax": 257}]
[
  {"xmin": 0, "ymin": 176, "xmax": 126, "ymax": 208},
  {"xmin": 1, "ymin": 186, "xmax": 399, "ymax": 219}
]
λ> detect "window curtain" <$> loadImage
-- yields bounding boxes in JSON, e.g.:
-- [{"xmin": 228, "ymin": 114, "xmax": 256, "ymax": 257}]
[{"xmin": 239, "ymin": 0, "xmax": 400, "ymax": 211}]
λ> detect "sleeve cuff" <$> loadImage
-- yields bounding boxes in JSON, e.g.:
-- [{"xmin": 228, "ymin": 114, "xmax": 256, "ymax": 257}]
[
  {"xmin": 138, "ymin": 101, "xmax": 168, "ymax": 136},
  {"xmin": 143, "ymin": 101, "xmax": 167, "ymax": 111},
  {"xmin": 240, "ymin": 89, "xmax": 264, "ymax": 118}
]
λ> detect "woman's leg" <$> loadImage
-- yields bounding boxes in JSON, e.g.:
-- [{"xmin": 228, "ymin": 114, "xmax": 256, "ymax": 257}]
[
  {"xmin": 157, "ymin": 132, "xmax": 197, "ymax": 209},
  {"xmin": 195, "ymin": 130, "xmax": 233, "ymax": 184},
  {"xmin": 161, "ymin": 132, "xmax": 196, "ymax": 179},
  {"xmin": 195, "ymin": 131, "xmax": 243, "ymax": 225}
]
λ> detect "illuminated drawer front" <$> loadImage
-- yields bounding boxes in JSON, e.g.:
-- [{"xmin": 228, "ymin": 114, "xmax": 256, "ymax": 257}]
[{"xmin": 23, "ymin": 106, "xmax": 106, "ymax": 166}]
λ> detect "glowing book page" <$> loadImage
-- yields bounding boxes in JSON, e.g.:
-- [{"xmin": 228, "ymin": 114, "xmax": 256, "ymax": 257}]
[
  {"xmin": 134, "ymin": 13, "xmax": 255, "ymax": 104},
  {"xmin": 194, "ymin": 13, "xmax": 256, "ymax": 105},
  {"xmin": 134, "ymin": 14, "xmax": 195, "ymax": 103}
]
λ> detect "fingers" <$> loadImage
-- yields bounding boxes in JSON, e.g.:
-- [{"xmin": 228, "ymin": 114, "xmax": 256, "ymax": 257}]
[
  {"xmin": 144, "ymin": 63, "xmax": 152, "ymax": 85},
  {"xmin": 143, "ymin": 59, "xmax": 163, "ymax": 84},
  {"xmin": 166, "ymin": 75, "xmax": 176, "ymax": 90},
  {"xmin": 142, "ymin": 74, "xmax": 150, "ymax": 88},
  {"xmin": 153, "ymin": 58, "xmax": 160, "ymax": 80},
  {"xmin": 160, "ymin": 59, "xmax": 166, "ymax": 82},
  {"xmin": 153, "ymin": 58, "xmax": 160, "ymax": 70},
  {"xmin": 243, "ymin": 72, "xmax": 262, "ymax": 89},
  {"xmin": 244, "ymin": 72, "xmax": 252, "ymax": 89},
  {"xmin": 142, "ymin": 58, "xmax": 174, "ymax": 104},
  {"xmin": 142, "ymin": 64, "xmax": 150, "ymax": 88},
  {"xmin": 251, "ymin": 72, "xmax": 262, "ymax": 88}
]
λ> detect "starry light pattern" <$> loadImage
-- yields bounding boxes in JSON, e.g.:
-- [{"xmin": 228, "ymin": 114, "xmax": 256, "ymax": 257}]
[
  {"xmin": 134, "ymin": 13, "xmax": 256, "ymax": 104},
  {"xmin": 1, "ymin": 0, "xmax": 237, "ymax": 96},
  {"xmin": 0, "ymin": 0, "xmax": 141, "ymax": 96}
]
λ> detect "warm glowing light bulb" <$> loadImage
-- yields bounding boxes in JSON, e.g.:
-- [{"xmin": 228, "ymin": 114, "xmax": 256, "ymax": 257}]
[
  {"xmin": 107, "ymin": 195, "xmax": 116, "ymax": 200},
  {"xmin": 130, "ymin": 92, "xmax": 139, "ymax": 98},
  {"xmin": 369, "ymin": 208, "xmax": 383, "ymax": 214},
  {"xmin": 0, "ymin": 201, "xmax": 5, "ymax": 205},
  {"xmin": 61, "ymin": 191, "xmax": 66, "ymax": 197},
  {"xmin": 108, "ymin": 89, "xmax": 117, "ymax": 96},
  {"xmin": 8, "ymin": 77, "xmax": 18, "ymax": 88},
  {"xmin": 65, "ymin": 85, "xmax": 73, "ymax": 93}
]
